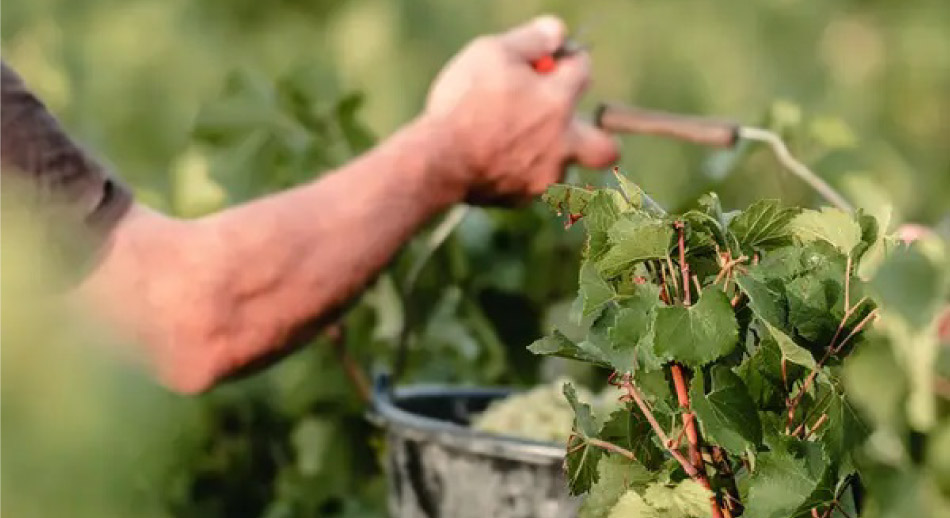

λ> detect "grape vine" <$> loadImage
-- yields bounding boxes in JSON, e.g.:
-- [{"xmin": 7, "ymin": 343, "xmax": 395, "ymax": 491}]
[{"xmin": 529, "ymin": 170, "xmax": 898, "ymax": 518}]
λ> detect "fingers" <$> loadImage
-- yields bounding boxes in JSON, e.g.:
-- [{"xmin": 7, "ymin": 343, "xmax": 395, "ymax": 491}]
[
  {"xmin": 566, "ymin": 119, "xmax": 620, "ymax": 169},
  {"xmin": 498, "ymin": 14, "xmax": 566, "ymax": 61},
  {"xmin": 547, "ymin": 52, "xmax": 592, "ymax": 100}
]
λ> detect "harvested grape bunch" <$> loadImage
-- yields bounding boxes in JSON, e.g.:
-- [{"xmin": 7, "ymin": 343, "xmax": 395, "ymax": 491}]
[{"xmin": 472, "ymin": 377, "xmax": 621, "ymax": 444}]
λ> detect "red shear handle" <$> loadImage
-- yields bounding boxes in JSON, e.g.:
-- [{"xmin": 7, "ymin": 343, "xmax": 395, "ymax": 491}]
[
  {"xmin": 531, "ymin": 39, "xmax": 583, "ymax": 74},
  {"xmin": 532, "ymin": 55, "xmax": 558, "ymax": 74}
]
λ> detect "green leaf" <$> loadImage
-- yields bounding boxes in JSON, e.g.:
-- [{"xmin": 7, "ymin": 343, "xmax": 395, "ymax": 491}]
[
  {"xmin": 682, "ymin": 210, "xmax": 727, "ymax": 257},
  {"xmin": 860, "ymin": 466, "xmax": 941, "ymax": 518},
  {"xmin": 743, "ymin": 449, "xmax": 824, "ymax": 518},
  {"xmin": 334, "ymin": 92, "xmax": 376, "ymax": 154},
  {"xmin": 610, "ymin": 284, "xmax": 663, "ymax": 373},
  {"xmin": 691, "ymin": 366, "xmax": 762, "ymax": 455},
  {"xmin": 808, "ymin": 116, "xmax": 857, "ymax": 149},
  {"xmin": 542, "ymin": 184, "xmax": 594, "ymax": 215},
  {"xmin": 527, "ymin": 330, "xmax": 610, "ymax": 367},
  {"xmin": 566, "ymin": 437, "xmax": 604, "ymax": 496},
  {"xmin": 564, "ymin": 383, "xmax": 600, "ymax": 437},
  {"xmin": 754, "ymin": 245, "xmax": 810, "ymax": 280},
  {"xmin": 728, "ymin": 200, "xmax": 799, "ymax": 251},
  {"xmin": 599, "ymin": 406, "xmax": 665, "ymax": 470},
  {"xmin": 291, "ymin": 417, "xmax": 336, "ymax": 476},
  {"xmin": 790, "ymin": 208, "xmax": 862, "ymax": 254},
  {"xmin": 642, "ymin": 480, "xmax": 714, "ymax": 518},
  {"xmin": 738, "ymin": 335, "xmax": 799, "ymax": 410},
  {"xmin": 744, "ymin": 242, "xmax": 855, "ymax": 346},
  {"xmin": 698, "ymin": 193, "xmax": 724, "ymax": 224},
  {"xmin": 653, "ymin": 290, "xmax": 739, "ymax": 367},
  {"xmin": 612, "ymin": 170, "xmax": 644, "ymax": 208},
  {"xmin": 564, "ymin": 383, "xmax": 604, "ymax": 494},
  {"xmin": 607, "ymin": 490, "xmax": 660, "ymax": 518},
  {"xmin": 870, "ymin": 245, "xmax": 945, "ymax": 329},
  {"xmin": 580, "ymin": 304, "xmax": 628, "ymax": 371},
  {"xmin": 735, "ymin": 273, "xmax": 787, "ymax": 330},
  {"xmin": 819, "ymin": 393, "xmax": 869, "ymax": 461},
  {"xmin": 597, "ymin": 214, "xmax": 674, "ymax": 276},
  {"xmin": 842, "ymin": 334, "xmax": 905, "ymax": 428},
  {"xmin": 927, "ymin": 420, "xmax": 950, "ymax": 495},
  {"xmin": 584, "ymin": 190, "xmax": 628, "ymax": 234},
  {"xmin": 580, "ymin": 261, "xmax": 617, "ymax": 318},
  {"xmin": 851, "ymin": 209, "xmax": 880, "ymax": 263},
  {"xmin": 762, "ymin": 320, "xmax": 817, "ymax": 370},
  {"xmin": 580, "ymin": 456, "xmax": 653, "ymax": 518}
]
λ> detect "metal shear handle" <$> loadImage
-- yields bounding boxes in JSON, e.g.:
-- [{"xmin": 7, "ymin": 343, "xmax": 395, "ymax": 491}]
[{"xmin": 594, "ymin": 102, "xmax": 739, "ymax": 148}]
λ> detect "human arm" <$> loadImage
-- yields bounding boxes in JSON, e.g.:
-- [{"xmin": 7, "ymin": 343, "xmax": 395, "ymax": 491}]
[{"xmin": 31, "ymin": 16, "xmax": 617, "ymax": 393}]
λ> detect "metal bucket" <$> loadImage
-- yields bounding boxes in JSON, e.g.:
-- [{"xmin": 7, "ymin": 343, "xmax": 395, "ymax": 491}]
[{"xmin": 370, "ymin": 375, "xmax": 580, "ymax": 518}]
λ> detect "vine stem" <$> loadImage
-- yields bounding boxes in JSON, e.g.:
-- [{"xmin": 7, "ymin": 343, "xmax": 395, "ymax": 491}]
[
  {"xmin": 620, "ymin": 379, "xmax": 698, "ymax": 477},
  {"xmin": 713, "ymin": 253, "xmax": 748, "ymax": 286},
  {"xmin": 671, "ymin": 221, "xmax": 724, "ymax": 518},
  {"xmin": 586, "ymin": 438, "xmax": 640, "ymax": 462},
  {"xmin": 804, "ymin": 413, "xmax": 829, "ymax": 439},
  {"xmin": 326, "ymin": 324, "xmax": 371, "ymax": 403},
  {"xmin": 623, "ymin": 378, "xmax": 723, "ymax": 518},
  {"xmin": 673, "ymin": 223, "xmax": 701, "ymax": 471},
  {"xmin": 787, "ymin": 308, "xmax": 880, "ymax": 428},
  {"xmin": 787, "ymin": 260, "xmax": 874, "ymax": 428}
]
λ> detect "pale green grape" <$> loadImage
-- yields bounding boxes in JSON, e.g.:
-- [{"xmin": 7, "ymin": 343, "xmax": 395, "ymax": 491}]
[{"xmin": 472, "ymin": 377, "xmax": 623, "ymax": 444}]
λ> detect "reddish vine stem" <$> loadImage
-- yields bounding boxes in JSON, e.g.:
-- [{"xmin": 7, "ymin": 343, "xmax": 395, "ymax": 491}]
[
  {"xmin": 804, "ymin": 413, "xmax": 829, "ymax": 439},
  {"xmin": 793, "ymin": 389, "xmax": 835, "ymax": 438},
  {"xmin": 786, "ymin": 262, "xmax": 873, "ymax": 424},
  {"xmin": 621, "ymin": 378, "xmax": 711, "ymax": 489},
  {"xmin": 713, "ymin": 253, "xmax": 748, "ymax": 286},
  {"xmin": 326, "ymin": 324, "xmax": 371, "ymax": 403},
  {"xmin": 620, "ymin": 381, "xmax": 683, "ymax": 457},
  {"xmin": 712, "ymin": 446, "xmax": 743, "ymax": 517},
  {"xmin": 787, "ymin": 309, "xmax": 880, "ymax": 428},
  {"xmin": 673, "ymin": 221, "xmax": 724, "ymax": 518}
]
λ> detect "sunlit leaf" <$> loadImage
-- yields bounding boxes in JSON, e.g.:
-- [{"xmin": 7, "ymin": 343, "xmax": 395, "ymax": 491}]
[
  {"xmin": 653, "ymin": 290, "xmax": 739, "ymax": 367},
  {"xmin": 691, "ymin": 366, "xmax": 762, "ymax": 455}
]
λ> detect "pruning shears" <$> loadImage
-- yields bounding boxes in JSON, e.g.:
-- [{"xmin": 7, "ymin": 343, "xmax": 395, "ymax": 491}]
[
  {"xmin": 529, "ymin": 30, "xmax": 849, "ymax": 211},
  {"xmin": 531, "ymin": 37, "xmax": 588, "ymax": 74}
]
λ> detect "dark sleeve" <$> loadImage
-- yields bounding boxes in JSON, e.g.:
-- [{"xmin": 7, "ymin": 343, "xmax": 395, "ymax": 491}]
[{"xmin": 1, "ymin": 60, "xmax": 134, "ymax": 280}]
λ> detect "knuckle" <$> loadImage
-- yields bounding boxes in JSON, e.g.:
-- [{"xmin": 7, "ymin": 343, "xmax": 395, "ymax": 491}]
[{"xmin": 468, "ymin": 36, "xmax": 498, "ymax": 54}]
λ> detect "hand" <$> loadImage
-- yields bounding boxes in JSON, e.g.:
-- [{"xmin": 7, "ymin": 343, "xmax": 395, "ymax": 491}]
[
  {"xmin": 896, "ymin": 223, "xmax": 936, "ymax": 245},
  {"xmin": 423, "ymin": 15, "xmax": 619, "ymax": 205}
]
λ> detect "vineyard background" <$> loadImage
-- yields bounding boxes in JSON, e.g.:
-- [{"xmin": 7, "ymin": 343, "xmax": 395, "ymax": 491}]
[{"xmin": 2, "ymin": 0, "xmax": 949, "ymax": 516}]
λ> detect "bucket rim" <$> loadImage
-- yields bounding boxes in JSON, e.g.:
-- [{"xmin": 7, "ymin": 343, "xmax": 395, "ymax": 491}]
[{"xmin": 370, "ymin": 375, "xmax": 566, "ymax": 464}]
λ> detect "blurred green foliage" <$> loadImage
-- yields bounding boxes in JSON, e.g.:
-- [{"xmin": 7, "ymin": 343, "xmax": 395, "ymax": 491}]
[{"xmin": 2, "ymin": 0, "xmax": 949, "ymax": 516}]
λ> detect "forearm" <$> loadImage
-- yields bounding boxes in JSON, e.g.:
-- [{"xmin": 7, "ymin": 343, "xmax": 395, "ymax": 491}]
[
  {"xmin": 197, "ymin": 116, "xmax": 464, "ymax": 377},
  {"xmin": 73, "ymin": 15, "xmax": 613, "ymax": 394},
  {"xmin": 78, "ymin": 117, "xmax": 465, "ymax": 393}
]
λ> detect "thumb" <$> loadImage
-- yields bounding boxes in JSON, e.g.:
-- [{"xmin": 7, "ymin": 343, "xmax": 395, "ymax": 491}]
[
  {"xmin": 566, "ymin": 119, "xmax": 620, "ymax": 169},
  {"xmin": 498, "ymin": 15, "xmax": 566, "ymax": 61}
]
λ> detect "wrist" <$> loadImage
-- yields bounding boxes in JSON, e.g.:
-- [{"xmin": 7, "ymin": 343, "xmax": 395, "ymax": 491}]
[{"xmin": 401, "ymin": 114, "xmax": 470, "ymax": 206}]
